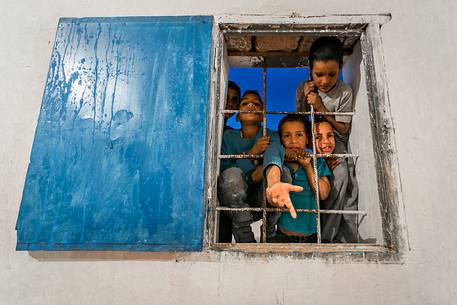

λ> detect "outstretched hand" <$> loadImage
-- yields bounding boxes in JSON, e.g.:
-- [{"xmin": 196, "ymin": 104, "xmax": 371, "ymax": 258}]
[{"xmin": 266, "ymin": 182, "xmax": 303, "ymax": 219}]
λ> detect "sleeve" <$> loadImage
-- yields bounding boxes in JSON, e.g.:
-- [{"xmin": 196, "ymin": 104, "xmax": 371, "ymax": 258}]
[
  {"xmin": 235, "ymin": 159, "xmax": 256, "ymax": 176},
  {"xmin": 334, "ymin": 84, "xmax": 353, "ymax": 123},
  {"xmin": 220, "ymin": 130, "xmax": 256, "ymax": 176},
  {"xmin": 262, "ymin": 130, "xmax": 284, "ymax": 173},
  {"xmin": 219, "ymin": 131, "xmax": 234, "ymax": 173},
  {"xmin": 321, "ymin": 160, "xmax": 349, "ymax": 210},
  {"xmin": 317, "ymin": 158, "xmax": 332, "ymax": 177}
]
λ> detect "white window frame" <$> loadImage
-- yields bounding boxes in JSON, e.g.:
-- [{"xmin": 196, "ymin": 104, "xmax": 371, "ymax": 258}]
[{"xmin": 203, "ymin": 14, "xmax": 409, "ymax": 262}]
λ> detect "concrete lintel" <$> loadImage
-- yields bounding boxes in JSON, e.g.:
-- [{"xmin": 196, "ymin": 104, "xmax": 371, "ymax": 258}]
[{"xmin": 214, "ymin": 13, "xmax": 392, "ymax": 26}]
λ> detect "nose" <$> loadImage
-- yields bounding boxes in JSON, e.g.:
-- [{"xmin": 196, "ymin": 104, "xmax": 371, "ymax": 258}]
[
  {"xmin": 321, "ymin": 76, "xmax": 330, "ymax": 86},
  {"xmin": 246, "ymin": 102, "xmax": 257, "ymax": 109}
]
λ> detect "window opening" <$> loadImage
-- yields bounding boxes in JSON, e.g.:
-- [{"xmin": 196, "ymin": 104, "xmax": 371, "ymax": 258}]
[{"xmin": 209, "ymin": 22, "xmax": 397, "ymax": 254}]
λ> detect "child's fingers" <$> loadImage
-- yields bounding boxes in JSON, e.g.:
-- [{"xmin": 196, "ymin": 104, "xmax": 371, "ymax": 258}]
[
  {"xmin": 304, "ymin": 81, "xmax": 315, "ymax": 95},
  {"xmin": 288, "ymin": 184, "xmax": 303, "ymax": 193},
  {"xmin": 284, "ymin": 199, "xmax": 297, "ymax": 219}
]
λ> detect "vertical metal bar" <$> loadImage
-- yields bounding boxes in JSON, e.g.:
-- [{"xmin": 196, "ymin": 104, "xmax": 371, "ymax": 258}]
[
  {"xmin": 261, "ymin": 57, "xmax": 267, "ymax": 242},
  {"xmin": 310, "ymin": 105, "xmax": 322, "ymax": 243},
  {"xmin": 262, "ymin": 58, "xmax": 267, "ymax": 137}
]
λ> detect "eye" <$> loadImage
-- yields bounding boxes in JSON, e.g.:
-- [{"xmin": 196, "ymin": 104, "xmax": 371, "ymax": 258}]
[
  {"xmin": 329, "ymin": 73, "xmax": 336, "ymax": 77},
  {"xmin": 230, "ymin": 96, "xmax": 239, "ymax": 103},
  {"xmin": 315, "ymin": 72, "xmax": 324, "ymax": 77}
]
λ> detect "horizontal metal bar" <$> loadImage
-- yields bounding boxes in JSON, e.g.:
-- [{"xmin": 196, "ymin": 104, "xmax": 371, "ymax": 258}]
[
  {"xmin": 314, "ymin": 111, "xmax": 355, "ymax": 116},
  {"xmin": 219, "ymin": 153, "xmax": 358, "ymax": 159},
  {"xmin": 222, "ymin": 110, "xmax": 264, "ymax": 114},
  {"xmin": 222, "ymin": 29, "xmax": 362, "ymax": 37},
  {"xmin": 265, "ymin": 111, "xmax": 310, "ymax": 115},
  {"xmin": 221, "ymin": 110, "xmax": 355, "ymax": 116},
  {"xmin": 315, "ymin": 153, "xmax": 358, "ymax": 158},
  {"xmin": 216, "ymin": 206, "xmax": 367, "ymax": 215},
  {"xmin": 219, "ymin": 154, "xmax": 263, "ymax": 159}
]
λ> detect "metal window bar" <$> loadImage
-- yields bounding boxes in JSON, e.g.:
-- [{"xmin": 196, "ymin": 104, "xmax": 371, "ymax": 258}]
[
  {"xmin": 217, "ymin": 68, "xmax": 362, "ymax": 245},
  {"xmin": 219, "ymin": 153, "xmax": 358, "ymax": 159},
  {"xmin": 222, "ymin": 110, "xmax": 355, "ymax": 116},
  {"xmin": 261, "ymin": 59, "xmax": 268, "ymax": 243},
  {"xmin": 216, "ymin": 206, "xmax": 366, "ymax": 215}
]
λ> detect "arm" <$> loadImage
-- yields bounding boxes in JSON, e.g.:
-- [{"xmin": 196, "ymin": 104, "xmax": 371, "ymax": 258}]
[
  {"xmin": 263, "ymin": 131, "xmax": 302, "ymax": 218},
  {"xmin": 265, "ymin": 165, "xmax": 302, "ymax": 219},
  {"xmin": 220, "ymin": 130, "xmax": 256, "ymax": 174},
  {"xmin": 298, "ymin": 157, "xmax": 331, "ymax": 200},
  {"xmin": 305, "ymin": 82, "xmax": 353, "ymax": 135},
  {"xmin": 306, "ymin": 92, "xmax": 351, "ymax": 135}
]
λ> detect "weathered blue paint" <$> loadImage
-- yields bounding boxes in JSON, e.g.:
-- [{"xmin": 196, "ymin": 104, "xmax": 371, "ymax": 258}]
[{"xmin": 16, "ymin": 16, "xmax": 213, "ymax": 251}]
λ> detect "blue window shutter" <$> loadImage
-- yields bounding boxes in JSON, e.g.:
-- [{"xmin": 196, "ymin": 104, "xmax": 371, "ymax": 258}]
[{"xmin": 16, "ymin": 16, "xmax": 213, "ymax": 251}]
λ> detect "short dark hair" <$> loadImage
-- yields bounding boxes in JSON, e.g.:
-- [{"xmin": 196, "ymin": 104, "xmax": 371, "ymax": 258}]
[
  {"xmin": 242, "ymin": 90, "xmax": 263, "ymax": 105},
  {"xmin": 278, "ymin": 114, "xmax": 309, "ymax": 140},
  {"xmin": 228, "ymin": 80, "xmax": 241, "ymax": 96},
  {"xmin": 309, "ymin": 36, "xmax": 344, "ymax": 70}
]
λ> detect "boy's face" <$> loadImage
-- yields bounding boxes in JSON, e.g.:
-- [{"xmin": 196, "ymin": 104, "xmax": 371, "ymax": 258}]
[
  {"xmin": 280, "ymin": 121, "xmax": 308, "ymax": 152},
  {"xmin": 237, "ymin": 93, "xmax": 263, "ymax": 123},
  {"xmin": 315, "ymin": 122, "xmax": 335, "ymax": 154},
  {"xmin": 225, "ymin": 88, "xmax": 240, "ymax": 119},
  {"xmin": 311, "ymin": 60, "xmax": 339, "ymax": 93}
]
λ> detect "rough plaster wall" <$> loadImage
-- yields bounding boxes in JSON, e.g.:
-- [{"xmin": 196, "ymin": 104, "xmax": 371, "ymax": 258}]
[{"xmin": 1, "ymin": 0, "xmax": 457, "ymax": 305}]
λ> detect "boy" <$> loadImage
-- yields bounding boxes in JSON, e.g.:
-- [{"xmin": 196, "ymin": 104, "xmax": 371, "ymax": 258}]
[
  {"xmin": 224, "ymin": 81, "xmax": 241, "ymax": 130},
  {"xmin": 315, "ymin": 119, "xmax": 358, "ymax": 243},
  {"xmin": 218, "ymin": 90, "xmax": 285, "ymax": 243},
  {"xmin": 218, "ymin": 81, "xmax": 241, "ymax": 242},
  {"xmin": 296, "ymin": 36, "xmax": 353, "ymax": 154},
  {"xmin": 274, "ymin": 114, "xmax": 331, "ymax": 242}
]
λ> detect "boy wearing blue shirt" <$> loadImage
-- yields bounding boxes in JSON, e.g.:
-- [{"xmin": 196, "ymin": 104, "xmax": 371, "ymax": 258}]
[
  {"xmin": 218, "ymin": 90, "xmax": 285, "ymax": 243},
  {"xmin": 275, "ymin": 115, "xmax": 331, "ymax": 242}
]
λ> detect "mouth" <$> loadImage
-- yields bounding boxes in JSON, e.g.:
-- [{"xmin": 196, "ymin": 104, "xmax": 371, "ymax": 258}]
[
  {"xmin": 320, "ymin": 146, "xmax": 334, "ymax": 153},
  {"xmin": 288, "ymin": 147, "xmax": 304, "ymax": 152}
]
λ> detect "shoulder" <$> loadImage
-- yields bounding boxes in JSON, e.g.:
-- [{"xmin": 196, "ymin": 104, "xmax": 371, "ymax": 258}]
[
  {"xmin": 337, "ymin": 81, "xmax": 353, "ymax": 97},
  {"xmin": 223, "ymin": 129, "xmax": 240, "ymax": 141},
  {"xmin": 266, "ymin": 128, "xmax": 279, "ymax": 137}
]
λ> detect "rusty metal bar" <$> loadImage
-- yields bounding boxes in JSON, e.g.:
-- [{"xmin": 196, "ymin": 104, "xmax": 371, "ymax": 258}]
[
  {"xmin": 222, "ymin": 110, "xmax": 263, "ymax": 114},
  {"xmin": 314, "ymin": 111, "xmax": 355, "ymax": 116},
  {"xmin": 310, "ymin": 106, "xmax": 322, "ymax": 243},
  {"xmin": 219, "ymin": 153, "xmax": 359, "ymax": 159},
  {"xmin": 219, "ymin": 154, "xmax": 263, "ymax": 159},
  {"xmin": 261, "ymin": 58, "xmax": 268, "ymax": 243},
  {"xmin": 216, "ymin": 206, "xmax": 367, "ymax": 215},
  {"xmin": 262, "ymin": 58, "xmax": 267, "ymax": 137},
  {"xmin": 315, "ymin": 153, "xmax": 358, "ymax": 158},
  {"xmin": 221, "ymin": 110, "xmax": 355, "ymax": 116}
]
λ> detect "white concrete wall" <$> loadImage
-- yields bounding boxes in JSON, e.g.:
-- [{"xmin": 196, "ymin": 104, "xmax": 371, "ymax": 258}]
[{"xmin": 1, "ymin": 1, "xmax": 457, "ymax": 304}]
